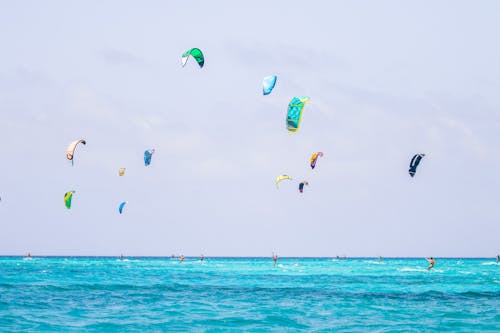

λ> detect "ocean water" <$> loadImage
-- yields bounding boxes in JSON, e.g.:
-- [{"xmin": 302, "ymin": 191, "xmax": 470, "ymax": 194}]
[{"xmin": 0, "ymin": 257, "xmax": 498, "ymax": 332}]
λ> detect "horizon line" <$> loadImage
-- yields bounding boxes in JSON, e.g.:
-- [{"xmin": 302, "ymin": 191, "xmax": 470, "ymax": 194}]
[{"xmin": 1, "ymin": 255, "xmax": 496, "ymax": 259}]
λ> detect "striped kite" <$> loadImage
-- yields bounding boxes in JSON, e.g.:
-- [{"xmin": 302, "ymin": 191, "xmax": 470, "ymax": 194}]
[
  {"xmin": 409, "ymin": 154, "xmax": 425, "ymax": 177},
  {"xmin": 286, "ymin": 96, "xmax": 310, "ymax": 133},
  {"xmin": 310, "ymin": 152, "xmax": 324, "ymax": 169}
]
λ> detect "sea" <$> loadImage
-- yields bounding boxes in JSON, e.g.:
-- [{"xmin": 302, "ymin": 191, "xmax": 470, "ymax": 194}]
[{"xmin": 0, "ymin": 257, "xmax": 498, "ymax": 332}]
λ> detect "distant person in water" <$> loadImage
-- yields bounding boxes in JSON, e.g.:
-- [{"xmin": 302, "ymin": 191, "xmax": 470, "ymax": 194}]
[
  {"xmin": 180, "ymin": 255, "xmax": 185, "ymax": 263},
  {"xmin": 426, "ymin": 257, "xmax": 435, "ymax": 270},
  {"xmin": 273, "ymin": 254, "xmax": 278, "ymax": 267},
  {"xmin": 120, "ymin": 254, "xmax": 123, "ymax": 261},
  {"xmin": 200, "ymin": 254, "xmax": 205, "ymax": 262},
  {"xmin": 497, "ymin": 255, "xmax": 499, "ymax": 264},
  {"xmin": 378, "ymin": 256, "xmax": 382, "ymax": 263}
]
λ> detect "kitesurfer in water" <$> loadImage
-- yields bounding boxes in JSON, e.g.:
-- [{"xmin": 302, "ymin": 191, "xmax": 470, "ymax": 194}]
[
  {"xmin": 497, "ymin": 255, "xmax": 499, "ymax": 264},
  {"xmin": 180, "ymin": 255, "xmax": 185, "ymax": 263},
  {"xmin": 200, "ymin": 254, "xmax": 205, "ymax": 262},
  {"xmin": 273, "ymin": 254, "xmax": 278, "ymax": 267},
  {"xmin": 426, "ymin": 257, "xmax": 435, "ymax": 270}
]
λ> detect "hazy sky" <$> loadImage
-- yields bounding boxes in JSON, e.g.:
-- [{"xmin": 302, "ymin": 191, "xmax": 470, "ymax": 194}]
[{"xmin": 1, "ymin": 1, "xmax": 499, "ymax": 256}]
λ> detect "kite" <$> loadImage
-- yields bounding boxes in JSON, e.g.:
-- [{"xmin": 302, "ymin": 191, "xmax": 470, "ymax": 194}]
[
  {"xmin": 119, "ymin": 168, "xmax": 126, "ymax": 176},
  {"xmin": 276, "ymin": 175, "xmax": 292, "ymax": 189},
  {"xmin": 181, "ymin": 48, "xmax": 205, "ymax": 68},
  {"xmin": 119, "ymin": 201, "xmax": 127, "ymax": 214},
  {"xmin": 64, "ymin": 191, "xmax": 75, "ymax": 209},
  {"xmin": 310, "ymin": 152, "xmax": 324, "ymax": 169},
  {"xmin": 286, "ymin": 96, "xmax": 310, "ymax": 133},
  {"xmin": 298, "ymin": 181, "xmax": 309, "ymax": 193},
  {"xmin": 409, "ymin": 154, "xmax": 425, "ymax": 177},
  {"xmin": 263, "ymin": 75, "xmax": 277, "ymax": 95},
  {"xmin": 144, "ymin": 149, "xmax": 155, "ymax": 166},
  {"xmin": 66, "ymin": 139, "xmax": 86, "ymax": 165}
]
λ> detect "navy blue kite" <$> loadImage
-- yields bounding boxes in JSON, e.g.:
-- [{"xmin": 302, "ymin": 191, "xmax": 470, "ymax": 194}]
[{"xmin": 409, "ymin": 154, "xmax": 425, "ymax": 177}]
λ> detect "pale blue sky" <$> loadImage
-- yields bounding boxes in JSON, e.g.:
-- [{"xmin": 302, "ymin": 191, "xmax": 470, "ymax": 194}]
[{"xmin": 0, "ymin": 1, "xmax": 499, "ymax": 256}]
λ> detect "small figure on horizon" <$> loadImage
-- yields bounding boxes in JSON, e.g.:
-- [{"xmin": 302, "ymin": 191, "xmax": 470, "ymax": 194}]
[
  {"xmin": 378, "ymin": 256, "xmax": 382, "ymax": 263},
  {"xmin": 336, "ymin": 256, "xmax": 340, "ymax": 260},
  {"xmin": 120, "ymin": 254, "xmax": 123, "ymax": 261},
  {"xmin": 273, "ymin": 254, "xmax": 278, "ymax": 267},
  {"xmin": 497, "ymin": 255, "xmax": 499, "ymax": 264},
  {"xmin": 180, "ymin": 255, "xmax": 185, "ymax": 263},
  {"xmin": 426, "ymin": 257, "xmax": 435, "ymax": 270},
  {"xmin": 343, "ymin": 255, "xmax": 347, "ymax": 260},
  {"xmin": 200, "ymin": 254, "xmax": 205, "ymax": 262},
  {"xmin": 27, "ymin": 252, "xmax": 31, "ymax": 258}
]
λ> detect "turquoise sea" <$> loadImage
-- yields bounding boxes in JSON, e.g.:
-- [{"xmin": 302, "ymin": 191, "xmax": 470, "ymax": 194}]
[{"xmin": 0, "ymin": 257, "xmax": 498, "ymax": 332}]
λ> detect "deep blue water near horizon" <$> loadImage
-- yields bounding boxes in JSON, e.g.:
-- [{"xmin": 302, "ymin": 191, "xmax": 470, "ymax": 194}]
[{"xmin": 0, "ymin": 257, "xmax": 498, "ymax": 332}]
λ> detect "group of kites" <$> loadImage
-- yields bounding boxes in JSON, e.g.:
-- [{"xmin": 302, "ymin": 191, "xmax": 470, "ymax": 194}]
[{"xmin": 61, "ymin": 47, "xmax": 426, "ymax": 212}]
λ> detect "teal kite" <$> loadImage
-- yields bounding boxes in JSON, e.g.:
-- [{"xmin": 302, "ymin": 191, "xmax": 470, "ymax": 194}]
[
  {"xmin": 286, "ymin": 96, "xmax": 310, "ymax": 133},
  {"xmin": 263, "ymin": 75, "xmax": 277, "ymax": 95},
  {"xmin": 181, "ymin": 48, "xmax": 204, "ymax": 68}
]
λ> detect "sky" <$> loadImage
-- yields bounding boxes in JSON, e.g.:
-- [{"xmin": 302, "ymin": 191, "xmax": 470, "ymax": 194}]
[{"xmin": 0, "ymin": 1, "xmax": 499, "ymax": 257}]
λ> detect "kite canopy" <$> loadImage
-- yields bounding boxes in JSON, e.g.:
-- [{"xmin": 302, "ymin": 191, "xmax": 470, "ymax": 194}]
[
  {"xmin": 119, "ymin": 168, "xmax": 126, "ymax": 176},
  {"xmin": 119, "ymin": 201, "xmax": 127, "ymax": 214},
  {"xmin": 64, "ymin": 191, "xmax": 75, "ymax": 209},
  {"xmin": 286, "ymin": 96, "xmax": 310, "ymax": 133},
  {"xmin": 144, "ymin": 149, "xmax": 155, "ymax": 166},
  {"xmin": 66, "ymin": 139, "xmax": 86, "ymax": 164},
  {"xmin": 275, "ymin": 175, "xmax": 292, "ymax": 189},
  {"xmin": 181, "ymin": 48, "xmax": 204, "ymax": 68},
  {"xmin": 263, "ymin": 75, "xmax": 277, "ymax": 95},
  {"xmin": 409, "ymin": 154, "xmax": 425, "ymax": 177},
  {"xmin": 310, "ymin": 152, "xmax": 324, "ymax": 169},
  {"xmin": 299, "ymin": 181, "xmax": 309, "ymax": 193}
]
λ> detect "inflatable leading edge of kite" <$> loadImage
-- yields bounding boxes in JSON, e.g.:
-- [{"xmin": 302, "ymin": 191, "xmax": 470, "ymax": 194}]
[{"xmin": 286, "ymin": 96, "xmax": 310, "ymax": 133}]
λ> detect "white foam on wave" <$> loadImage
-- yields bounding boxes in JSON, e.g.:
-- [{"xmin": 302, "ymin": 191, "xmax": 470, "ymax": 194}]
[{"xmin": 481, "ymin": 262, "xmax": 498, "ymax": 266}]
